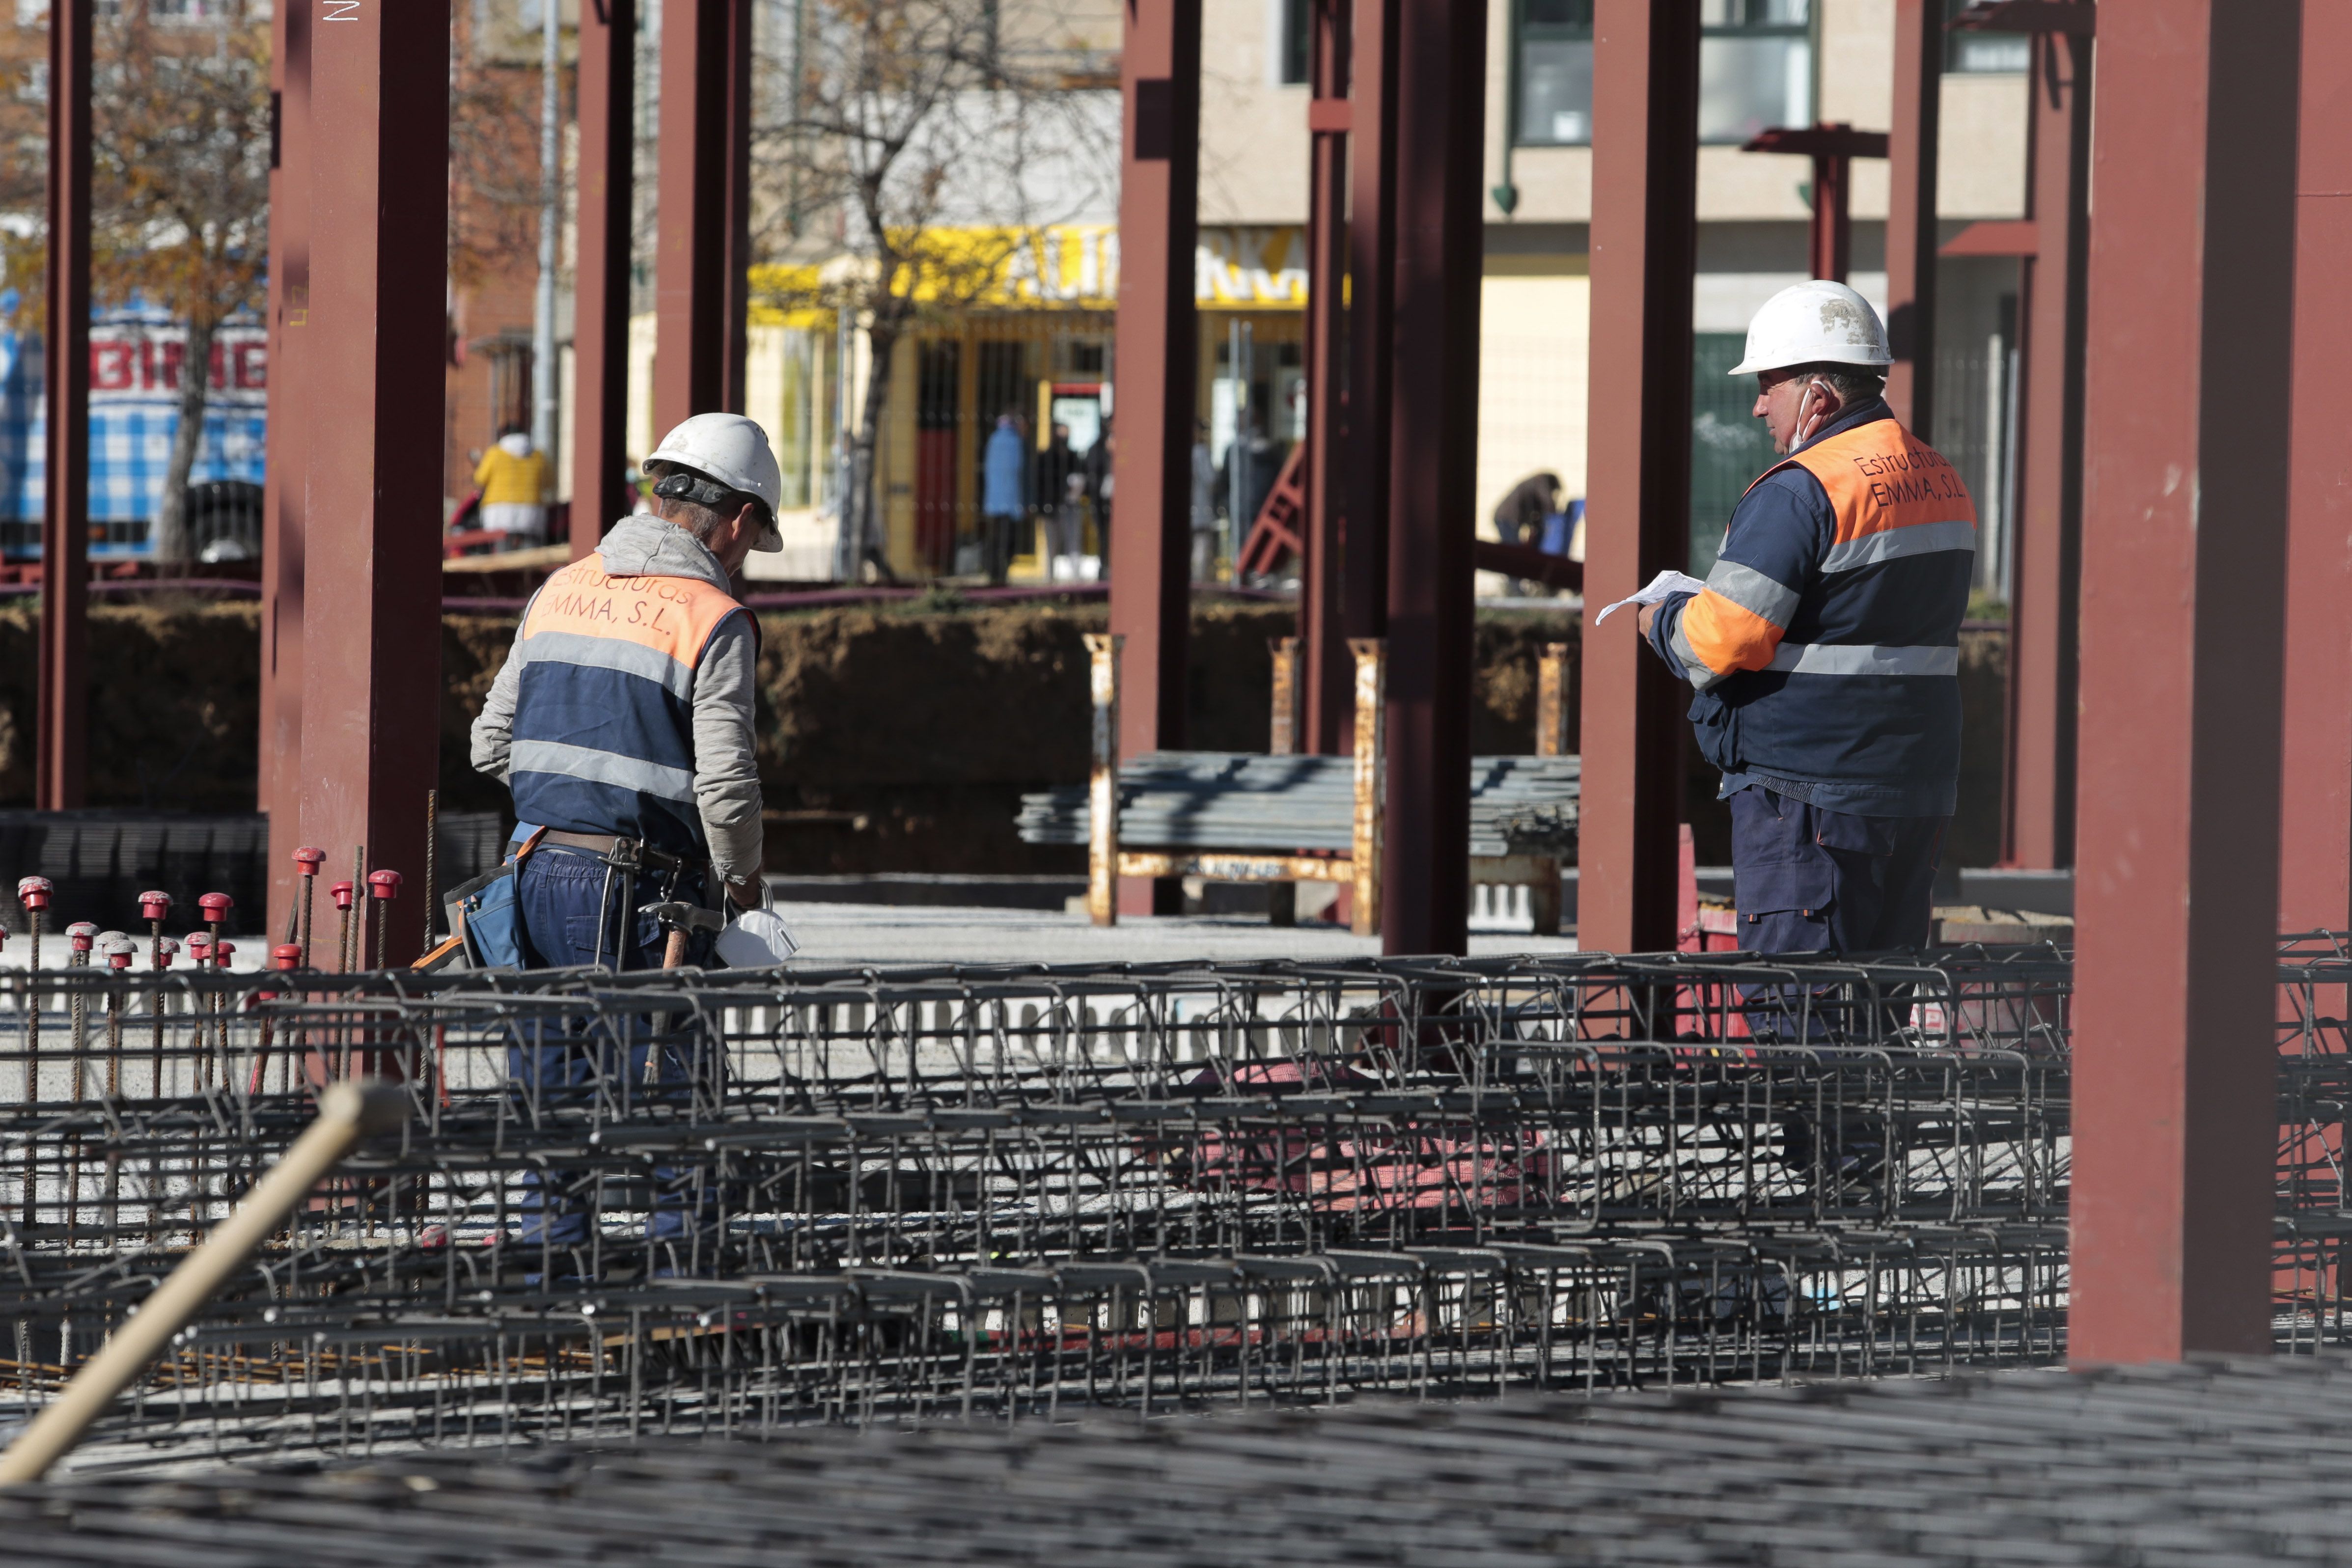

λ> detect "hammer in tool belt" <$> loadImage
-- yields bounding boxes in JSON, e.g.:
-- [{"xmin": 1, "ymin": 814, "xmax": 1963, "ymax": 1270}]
[{"xmin": 640, "ymin": 901, "xmax": 723, "ymax": 969}]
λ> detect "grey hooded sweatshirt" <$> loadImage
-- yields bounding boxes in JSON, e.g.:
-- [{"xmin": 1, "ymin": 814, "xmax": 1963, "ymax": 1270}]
[{"xmin": 469, "ymin": 514, "xmax": 765, "ymax": 884}]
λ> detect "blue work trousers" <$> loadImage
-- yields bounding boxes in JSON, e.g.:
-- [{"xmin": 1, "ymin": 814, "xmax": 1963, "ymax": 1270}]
[
  {"xmin": 507, "ymin": 845, "xmax": 712, "ymax": 1252},
  {"xmin": 1730, "ymin": 788, "xmax": 1945, "ymax": 956}
]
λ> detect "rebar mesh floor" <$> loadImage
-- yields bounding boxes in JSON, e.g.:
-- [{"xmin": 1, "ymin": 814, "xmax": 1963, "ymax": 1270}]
[
  {"xmin": 14, "ymin": 936, "xmax": 2352, "ymax": 1476},
  {"xmin": 7, "ymin": 1356, "xmax": 2352, "ymax": 1566},
  {"xmin": 0, "ymin": 946, "xmax": 2081, "ymax": 1468}
]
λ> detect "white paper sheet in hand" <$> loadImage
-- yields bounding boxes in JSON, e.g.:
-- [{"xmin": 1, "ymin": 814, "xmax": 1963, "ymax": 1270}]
[{"xmin": 1592, "ymin": 570, "xmax": 1709, "ymax": 625}]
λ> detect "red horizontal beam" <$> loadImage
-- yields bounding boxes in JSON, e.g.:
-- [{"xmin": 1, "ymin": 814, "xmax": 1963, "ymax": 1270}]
[
  {"xmin": 1940, "ymin": 219, "xmax": 2039, "ymax": 257},
  {"xmin": 1951, "ymin": 0, "xmax": 2095, "ymax": 35},
  {"xmin": 1474, "ymin": 539, "xmax": 1582, "ymax": 593},
  {"xmin": 1741, "ymin": 123, "xmax": 1888, "ymax": 159}
]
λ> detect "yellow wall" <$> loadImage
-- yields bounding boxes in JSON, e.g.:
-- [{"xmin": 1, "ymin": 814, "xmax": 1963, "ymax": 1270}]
[{"xmin": 1475, "ymin": 266, "xmax": 1590, "ymax": 558}]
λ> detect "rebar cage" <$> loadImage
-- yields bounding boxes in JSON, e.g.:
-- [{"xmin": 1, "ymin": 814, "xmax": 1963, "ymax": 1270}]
[{"xmin": 0, "ymin": 944, "xmax": 2101, "ymax": 1471}]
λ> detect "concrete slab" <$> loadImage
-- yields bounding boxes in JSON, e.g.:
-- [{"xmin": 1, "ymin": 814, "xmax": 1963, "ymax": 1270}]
[{"xmin": 773, "ymin": 900, "xmax": 1580, "ymax": 967}]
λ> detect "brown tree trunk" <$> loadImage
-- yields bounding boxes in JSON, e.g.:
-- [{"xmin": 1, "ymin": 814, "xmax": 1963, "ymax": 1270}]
[
  {"xmin": 847, "ymin": 311, "xmax": 903, "ymax": 581},
  {"xmin": 150, "ymin": 312, "xmax": 218, "ymax": 566}
]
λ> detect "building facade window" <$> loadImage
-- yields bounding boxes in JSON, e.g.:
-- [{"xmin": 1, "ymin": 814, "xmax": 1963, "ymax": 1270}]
[
  {"xmin": 1697, "ymin": 0, "xmax": 1810, "ymax": 145},
  {"xmin": 1512, "ymin": 0, "xmax": 1595, "ymax": 147},
  {"xmin": 1510, "ymin": 0, "xmax": 1811, "ymax": 148},
  {"xmin": 1944, "ymin": 0, "xmax": 2029, "ymax": 72},
  {"xmin": 1277, "ymin": 0, "xmax": 1310, "ymax": 85}
]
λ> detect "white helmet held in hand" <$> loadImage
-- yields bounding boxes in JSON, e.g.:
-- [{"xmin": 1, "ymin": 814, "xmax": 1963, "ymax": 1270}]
[
  {"xmin": 645, "ymin": 413, "xmax": 785, "ymax": 551},
  {"xmin": 1728, "ymin": 279, "xmax": 1893, "ymax": 377}
]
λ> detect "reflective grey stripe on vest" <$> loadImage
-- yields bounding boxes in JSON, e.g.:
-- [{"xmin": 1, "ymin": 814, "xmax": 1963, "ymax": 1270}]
[
  {"xmin": 518, "ymin": 628, "xmax": 697, "ymax": 700},
  {"xmin": 1819, "ymin": 519, "xmax": 1978, "ymax": 574},
  {"xmin": 1667, "ymin": 619, "xmax": 1727, "ymax": 691},
  {"xmin": 1766, "ymin": 642, "xmax": 1959, "ymax": 677},
  {"xmin": 509, "ymin": 739, "xmax": 698, "ymax": 803},
  {"xmin": 1703, "ymin": 558, "xmax": 1801, "ymax": 627}
]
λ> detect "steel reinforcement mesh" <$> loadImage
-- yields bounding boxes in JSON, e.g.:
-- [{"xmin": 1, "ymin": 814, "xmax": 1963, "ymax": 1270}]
[{"xmin": 0, "ymin": 945, "xmax": 2083, "ymax": 1470}]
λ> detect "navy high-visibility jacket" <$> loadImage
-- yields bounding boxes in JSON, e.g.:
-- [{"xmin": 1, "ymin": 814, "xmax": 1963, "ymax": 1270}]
[
  {"xmin": 1645, "ymin": 397, "xmax": 1975, "ymax": 816},
  {"xmin": 505, "ymin": 552, "xmax": 752, "ymax": 858}
]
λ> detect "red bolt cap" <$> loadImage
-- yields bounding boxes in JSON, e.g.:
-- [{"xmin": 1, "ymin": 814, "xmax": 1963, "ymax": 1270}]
[
  {"xmin": 17, "ymin": 876, "xmax": 53, "ymax": 911},
  {"xmin": 293, "ymin": 847, "xmax": 326, "ymax": 876},
  {"xmin": 104, "ymin": 944, "xmax": 134, "ymax": 970},
  {"xmin": 153, "ymin": 936, "xmax": 180, "ymax": 968},
  {"xmin": 271, "ymin": 943, "xmax": 302, "ymax": 971},
  {"xmin": 367, "ymin": 870, "xmax": 404, "ymax": 901},
  {"xmin": 137, "ymin": 889, "xmax": 172, "ymax": 921},
  {"xmin": 330, "ymin": 880, "xmax": 357, "ymax": 911},
  {"xmin": 197, "ymin": 892, "xmax": 234, "ymax": 923},
  {"xmin": 211, "ymin": 940, "xmax": 236, "ymax": 968},
  {"xmin": 185, "ymin": 931, "xmax": 213, "ymax": 957},
  {"xmin": 67, "ymin": 921, "xmax": 99, "ymax": 951}
]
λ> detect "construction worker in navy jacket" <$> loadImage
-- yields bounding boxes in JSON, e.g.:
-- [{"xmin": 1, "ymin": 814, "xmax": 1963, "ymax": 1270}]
[
  {"xmin": 470, "ymin": 412, "xmax": 780, "ymax": 1258},
  {"xmin": 1633, "ymin": 280, "xmax": 1974, "ymax": 954}
]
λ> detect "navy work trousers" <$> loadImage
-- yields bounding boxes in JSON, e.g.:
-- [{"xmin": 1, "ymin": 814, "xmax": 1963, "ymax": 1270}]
[
  {"xmin": 1729, "ymin": 788, "xmax": 1945, "ymax": 955},
  {"xmin": 507, "ymin": 845, "xmax": 710, "ymax": 1253}
]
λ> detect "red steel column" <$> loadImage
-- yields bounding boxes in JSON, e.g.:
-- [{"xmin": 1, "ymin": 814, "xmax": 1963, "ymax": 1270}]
[
  {"xmin": 2280, "ymin": 0, "xmax": 2352, "ymax": 936},
  {"xmin": 719, "ymin": 0, "xmax": 753, "ymax": 414},
  {"xmin": 35, "ymin": 0, "xmax": 90, "ymax": 811},
  {"xmin": 301, "ymin": 0, "xmax": 450, "ymax": 964},
  {"xmin": 260, "ymin": 0, "xmax": 311, "ymax": 935},
  {"xmin": 1740, "ymin": 126, "xmax": 1884, "ymax": 287},
  {"xmin": 1298, "ymin": 0, "xmax": 1352, "ymax": 757},
  {"xmin": 1809, "ymin": 148, "xmax": 1851, "ymax": 283},
  {"xmin": 571, "ymin": 0, "xmax": 636, "ymax": 552},
  {"xmin": 655, "ymin": 0, "xmax": 751, "ymax": 430},
  {"xmin": 1343, "ymin": 0, "xmax": 1396, "ymax": 661},
  {"xmin": 2002, "ymin": 19, "xmax": 2093, "ymax": 870},
  {"xmin": 1578, "ymin": 0, "xmax": 1698, "ymax": 954},
  {"xmin": 2071, "ymin": 0, "xmax": 2299, "ymax": 1364},
  {"xmin": 1882, "ymin": 0, "xmax": 1940, "ymax": 433},
  {"xmin": 1378, "ymin": 0, "xmax": 1482, "ymax": 957},
  {"xmin": 1107, "ymin": 0, "xmax": 1201, "ymax": 917}
]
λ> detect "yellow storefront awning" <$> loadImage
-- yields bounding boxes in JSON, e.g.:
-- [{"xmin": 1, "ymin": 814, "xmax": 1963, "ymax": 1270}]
[{"xmin": 747, "ymin": 225, "xmax": 1308, "ymax": 323}]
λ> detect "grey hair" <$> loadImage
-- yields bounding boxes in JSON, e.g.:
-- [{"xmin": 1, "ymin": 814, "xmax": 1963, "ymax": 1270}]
[
  {"xmin": 1789, "ymin": 362, "xmax": 1886, "ymax": 406},
  {"xmin": 645, "ymin": 460, "xmax": 736, "ymax": 543}
]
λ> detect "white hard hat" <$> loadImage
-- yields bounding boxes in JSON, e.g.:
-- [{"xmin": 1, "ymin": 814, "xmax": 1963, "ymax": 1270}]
[
  {"xmin": 1728, "ymin": 279, "xmax": 1893, "ymax": 377},
  {"xmin": 645, "ymin": 413, "xmax": 785, "ymax": 551}
]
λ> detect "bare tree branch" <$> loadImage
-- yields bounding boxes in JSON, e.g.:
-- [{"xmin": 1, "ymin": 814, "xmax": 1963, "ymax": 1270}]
[{"xmin": 749, "ymin": 0, "xmax": 1117, "ymax": 579}]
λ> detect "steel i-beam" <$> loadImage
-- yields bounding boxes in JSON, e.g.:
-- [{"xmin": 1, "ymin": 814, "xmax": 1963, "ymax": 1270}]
[
  {"xmin": 2069, "ymin": 0, "xmax": 2297, "ymax": 1364},
  {"xmin": 1881, "ymin": 0, "xmax": 1942, "ymax": 433},
  {"xmin": 35, "ymin": 0, "xmax": 91, "ymax": 812},
  {"xmin": 654, "ymin": 0, "xmax": 751, "ymax": 430},
  {"xmin": 1107, "ymin": 0, "xmax": 1202, "ymax": 918},
  {"xmin": 259, "ymin": 0, "xmax": 311, "ymax": 938},
  {"xmin": 300, "ymin": 0, "xmax": 450, "ymax": 966},
  {"xmin": 1378, "ymin": 0, "xmax": 1484, "ymax": 957},
  {"xmin": 1577, "ymin": 0, "xmax": 1699, "ymax": 954},
  {"xmin": 571, "ymin": 0, "xmax": 636, "ymax": 551}
]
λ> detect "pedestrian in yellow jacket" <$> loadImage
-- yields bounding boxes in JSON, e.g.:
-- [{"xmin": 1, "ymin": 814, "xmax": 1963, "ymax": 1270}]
[{"xmin": 472, "ymin": 426, "xmax": 552, "ymax": 547}]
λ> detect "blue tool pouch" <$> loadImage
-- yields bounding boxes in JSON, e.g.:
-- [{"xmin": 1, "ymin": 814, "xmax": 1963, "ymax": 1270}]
[{"xmin": 450, "ymin": 827, "xmax": 546, "ymax": 971}]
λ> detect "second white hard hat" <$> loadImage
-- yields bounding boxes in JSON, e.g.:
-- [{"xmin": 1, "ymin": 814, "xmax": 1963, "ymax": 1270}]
[
  {"xmin": 646, "ymin": 413, "xmax": 785, "ymax": 551},
  {"xmin": 1728, "ymin": 279, "xmax": 1893, "ymax": 377}
]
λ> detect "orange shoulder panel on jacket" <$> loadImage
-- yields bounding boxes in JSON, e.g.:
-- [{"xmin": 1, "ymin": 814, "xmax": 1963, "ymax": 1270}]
[
  {"xmin": 521, "ymin": 555, "xmax": 746, "ymax": 669},
  {"xmin": 1777, "ymin": 421, "xmax": 1977, "ymax": 547}
]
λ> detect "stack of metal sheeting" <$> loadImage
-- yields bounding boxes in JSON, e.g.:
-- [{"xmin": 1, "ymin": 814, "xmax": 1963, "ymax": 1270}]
[
  {"xmin": 1014, "ymin": 752, "xmax": 1581, "ymax": 855},
  {"xmin": 10, "ymin": 1359, "xmax": 2352, "ymax": 1566}
]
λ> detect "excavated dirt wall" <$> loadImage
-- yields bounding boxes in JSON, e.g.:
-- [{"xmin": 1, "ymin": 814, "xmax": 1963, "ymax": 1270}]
[{"xmin": 0, "ymin": 599, "xmax": 2004, "ymax": 873}]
